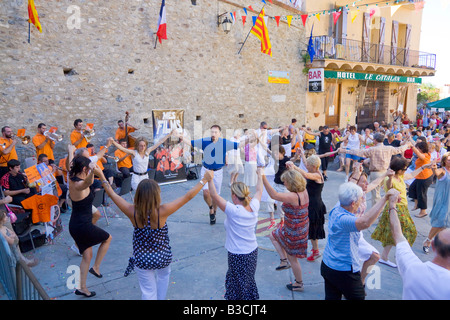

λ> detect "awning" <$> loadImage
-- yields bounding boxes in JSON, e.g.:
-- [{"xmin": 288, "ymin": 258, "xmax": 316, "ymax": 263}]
[
  {"xmin": 426, "ymin": 97, "xmax": 450, "ymax": 111},
  {"xmin": 324, "ymin": 70, "xmax": 422, "ymax": 84}
]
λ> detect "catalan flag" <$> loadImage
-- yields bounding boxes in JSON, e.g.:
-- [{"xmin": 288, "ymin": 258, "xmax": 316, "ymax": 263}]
[
  {"xmin": 28, "ymin": 0, "xmax": 42, "ymax": 33},
  {"xmin": 250, "ymin": 8, "xmax": 272, "ymax": 57}
]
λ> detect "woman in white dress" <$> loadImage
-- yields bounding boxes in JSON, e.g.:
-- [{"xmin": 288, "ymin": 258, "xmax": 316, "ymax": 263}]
[{"xmin": 109, "ymin": 130, "xmax": 175, "ymax": 190}]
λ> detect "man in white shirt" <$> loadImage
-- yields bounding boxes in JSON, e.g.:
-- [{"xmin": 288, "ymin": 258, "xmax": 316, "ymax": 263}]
[{"xmin": 389, "ymin": 207, "xmax": 450, "ymax": 299}]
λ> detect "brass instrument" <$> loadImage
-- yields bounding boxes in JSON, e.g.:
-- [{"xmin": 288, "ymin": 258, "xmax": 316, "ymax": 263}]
[
  {"xmin": 83, "ymin": 128, "xmax": 96, "ymax": 143},
  {"xmin": 105, "ymin": 155, "xmax": 120, "ymax": 162},
  {"xmin": 44, "ymin": 130, "xmax": 64, "ymax": 142},
  {"xmin": 14, "ymin": 133, "xmax": 31, "ymax": 145}
]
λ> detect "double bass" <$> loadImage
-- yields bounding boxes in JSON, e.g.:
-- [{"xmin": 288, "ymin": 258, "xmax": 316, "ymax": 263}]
[{"xmin": 124, "ymin": 111, "xmax": 136, "ymax": 147}]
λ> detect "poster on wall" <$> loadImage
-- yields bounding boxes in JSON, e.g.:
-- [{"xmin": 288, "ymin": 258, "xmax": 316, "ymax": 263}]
[
  {"xmin": 151, "ymin": 109, "xmax": 188, "ymax": 185},
  {"xmin": 268, "ymin": 71, "xmax": 290, "ymax": 84}
]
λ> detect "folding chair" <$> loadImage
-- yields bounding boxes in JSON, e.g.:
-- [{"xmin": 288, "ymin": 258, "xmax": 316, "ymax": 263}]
[
  {"xmin": 92, "ymin": 189, "xmax": 109, "ymax": 226},
  {"xmin": 118, "ymin": 176, "xmax": 133, "ymax": 202}
]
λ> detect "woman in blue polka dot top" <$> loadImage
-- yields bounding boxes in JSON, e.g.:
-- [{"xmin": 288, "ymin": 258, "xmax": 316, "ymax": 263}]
[{"xmin": 98, "ymin": 170, "xmax": 213, "ymax": 300}]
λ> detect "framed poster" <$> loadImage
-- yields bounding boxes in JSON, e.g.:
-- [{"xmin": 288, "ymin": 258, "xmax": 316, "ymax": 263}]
[{"xmin": 151, "ymin": 109, "xmax": 188, "ymax": 185}]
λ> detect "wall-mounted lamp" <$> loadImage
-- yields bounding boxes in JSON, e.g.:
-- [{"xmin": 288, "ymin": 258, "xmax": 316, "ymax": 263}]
[
  {"xmin": 391, "ymin": 89, "xmax": 398, "ymax": 96},
  {"xmin": 217, "ymin": 13, "xmax": 232, "ymax": 33},
  {"xmin": 348, "ymin": 87, "xmax": 355, "ymax": 95}
]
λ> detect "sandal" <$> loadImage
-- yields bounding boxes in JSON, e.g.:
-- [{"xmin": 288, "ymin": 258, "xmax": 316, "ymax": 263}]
[
  {"xmin": 423, "ymin": 238, "xmax": 431, "ymax": 254},
  {"xmin": 286, "ymin": 280, "xmax": 304, "ymax": 292},
  {"xmin": 275, "ymin": 258, "xmax": 291, "ymax": 271},
  {"xmin": 307, "ymin": 249, "xmax": 321, "ymax": 262},
  {"xmin": 267, "ymin": 219, "xmax": 276, "ymax": 230}
]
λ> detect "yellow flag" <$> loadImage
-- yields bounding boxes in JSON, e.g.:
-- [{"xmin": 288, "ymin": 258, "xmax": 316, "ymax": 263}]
[
  {"xmin": 316, "ymin": 13, "xmax": 320, "ymax": 22},
  {"xmin": 351, "ymin": 10, "xmax": 359, "ymax": 23},
  {"xmin": 287, "ymin": 15, "xmax": 293, "ymax": 27}
]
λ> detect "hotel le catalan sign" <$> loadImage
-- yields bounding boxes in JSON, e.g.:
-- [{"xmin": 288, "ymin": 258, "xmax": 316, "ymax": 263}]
[{"xmin": 324, "ymin": 71, "xmax": 422, "ymax": 84}]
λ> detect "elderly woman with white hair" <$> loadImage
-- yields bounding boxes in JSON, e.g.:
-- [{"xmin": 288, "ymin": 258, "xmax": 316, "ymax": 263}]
[{"xmin": 320, "ymin": 182, "xmax": 401, "ymax": 300}]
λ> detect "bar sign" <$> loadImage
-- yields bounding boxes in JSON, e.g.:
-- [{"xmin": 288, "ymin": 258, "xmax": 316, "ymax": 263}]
[{"xmin": 308, "ymin": 68, "xmax": 324, "ymax": 92}]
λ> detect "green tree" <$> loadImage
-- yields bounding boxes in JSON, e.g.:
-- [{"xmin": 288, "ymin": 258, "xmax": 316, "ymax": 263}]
[{"xmin": 417, "ymin": 83, "xmax": 440, "ymax": 107}]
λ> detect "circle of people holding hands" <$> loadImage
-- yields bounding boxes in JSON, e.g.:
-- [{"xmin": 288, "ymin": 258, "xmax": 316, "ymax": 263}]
[{"xmin": 1, "ymin": 112, "xmax": 449, "ymax": 300}]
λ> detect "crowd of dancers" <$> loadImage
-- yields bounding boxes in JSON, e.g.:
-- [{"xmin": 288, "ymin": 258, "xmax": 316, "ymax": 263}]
[{"xmin": 1, "ymin": 111, "xmax": 450, "ymax": 300}]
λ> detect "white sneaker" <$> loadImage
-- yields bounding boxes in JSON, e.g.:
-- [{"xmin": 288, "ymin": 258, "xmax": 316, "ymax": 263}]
[
  {"xmin": 71, "ymin": 244, "xmax": 82, "ymax": 256},
  {"xmin": 379, "ymin": 258, "xmax": 397, "ymax": 268}
]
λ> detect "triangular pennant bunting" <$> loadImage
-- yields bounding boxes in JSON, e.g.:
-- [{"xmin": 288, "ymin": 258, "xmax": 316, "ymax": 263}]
[
  {"xmin": 287, "ymin": 15, "xmax": 293, "ymax": 27},
  {"xmin": 391, "ymin": 4, "xmax": 401, "ymax": 16},
  {"xmin": 333, "ymin": 11, "xmax": 341, "ymax": 25},
  {"xmin": 275, "ymin": 16, "xmax": 280, "ymax": 27},
  {"xmin": 351, "ymin": 10, "xmax": 359, "ymax": 23},
  {"xmin": 301, "ymin": 14, "xmax": 307, "ymax": 27}
]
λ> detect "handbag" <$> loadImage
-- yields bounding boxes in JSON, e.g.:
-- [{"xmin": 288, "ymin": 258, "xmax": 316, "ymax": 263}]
[{"xmin": 5, "ymin": 204, "xmax": 17, "ymax": 224}]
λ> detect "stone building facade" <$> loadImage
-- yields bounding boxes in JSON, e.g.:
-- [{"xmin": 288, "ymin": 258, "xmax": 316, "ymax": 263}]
[{"xmin": 0, "ymin": 0, "xmax": 308, "ymax": 159}]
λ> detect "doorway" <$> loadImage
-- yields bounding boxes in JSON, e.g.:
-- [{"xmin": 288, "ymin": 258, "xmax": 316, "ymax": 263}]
[
  {"xmin": 356, "ymin": 81, "xmax": 389, "ymax": 129},
  {"xmin": 325, "ymin": 82, "xmax": 341, "ymax": 127}
]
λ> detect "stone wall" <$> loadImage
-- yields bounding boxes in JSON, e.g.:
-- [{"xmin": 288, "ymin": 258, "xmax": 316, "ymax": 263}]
[{"xmin": 0, "ymin": 0, "xmax": 307, "ymax": 159}]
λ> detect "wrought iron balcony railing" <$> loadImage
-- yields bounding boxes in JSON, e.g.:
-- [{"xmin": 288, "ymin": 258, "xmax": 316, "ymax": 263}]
[{"xmin": 311, "ymin": 36, "xmax": 436, "ymax": 70}]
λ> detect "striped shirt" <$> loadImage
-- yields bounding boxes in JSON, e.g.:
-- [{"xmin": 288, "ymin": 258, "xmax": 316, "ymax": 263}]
[{"xmin": 322, "ymin": 205, "xmax": 361, "ymax": 272}]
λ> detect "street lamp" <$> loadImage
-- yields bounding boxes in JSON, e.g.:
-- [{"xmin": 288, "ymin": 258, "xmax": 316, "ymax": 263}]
[{"xmin": 217, "ymin": 13, "xmax": 232, "ymax": 34}]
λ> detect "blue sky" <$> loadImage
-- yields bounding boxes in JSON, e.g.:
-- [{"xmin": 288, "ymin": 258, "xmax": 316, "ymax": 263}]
[{"xmin": 420, "ymin": 0, "xmax": 450, "ymax": 87}]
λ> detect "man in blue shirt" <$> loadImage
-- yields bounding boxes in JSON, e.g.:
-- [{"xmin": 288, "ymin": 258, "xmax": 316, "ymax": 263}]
[
  {"xmin": 180, "ymin": 125, "xmax": 246, "ymax": 225},
  {"xmin": 321, "ymin": 182, "xmax": 400, "ymax": 300}
]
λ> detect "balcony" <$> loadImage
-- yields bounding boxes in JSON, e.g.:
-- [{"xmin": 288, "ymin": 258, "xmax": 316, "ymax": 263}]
[{"xmin": 310, "ymin": 36, "xmax": 436, "ymax": 77}]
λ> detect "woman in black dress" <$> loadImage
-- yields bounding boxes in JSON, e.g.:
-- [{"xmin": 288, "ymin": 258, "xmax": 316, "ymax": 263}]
[
  {"xmin": 288, "ymin": 154, "xmax": 326, "ymax": 261},
  {"xmin": 69, "ymin": 156, "xmax": 112, "ymax": 298},
  {"xmin": 301, "ymin": 126, "xmax": 337, "ymax": 181}
]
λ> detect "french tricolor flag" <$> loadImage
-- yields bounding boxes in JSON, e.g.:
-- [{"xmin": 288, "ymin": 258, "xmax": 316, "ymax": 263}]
[{"xmin": 156, "ymin": 0, "xmax": 167, "ymax": 44}]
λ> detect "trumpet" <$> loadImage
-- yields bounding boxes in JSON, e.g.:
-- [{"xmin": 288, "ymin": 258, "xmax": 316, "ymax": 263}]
[
  {"xmin": 83, "ymin": 128, "xmax": 95, "ymax": 143},
  {"xmin": 44, "ymin": 130, "xmax": 64, "ymax": 142}
]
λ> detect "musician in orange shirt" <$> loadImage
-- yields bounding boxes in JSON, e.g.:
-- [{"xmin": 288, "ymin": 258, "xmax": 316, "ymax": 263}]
[
  {"xmin": 114, "ymin": 139, "xmax": 133, "ymax": 187},
  {"xmin": 115, "ymin": 120, "xmax": 138, "ymax": 142},
  {"xmin": 87, "ymin": 143, "xmax": 115, "ymax": 185},
  {"xmin": 70, "ymin": 119, "xmax": 88, "ymax": 149},
  {"xmin": 0, "ymin": 126, "xmax": 18, "ymax": 179},
  {"xmin": 32, "ymin": 123, "xmax": 56, "ymax": 161}
]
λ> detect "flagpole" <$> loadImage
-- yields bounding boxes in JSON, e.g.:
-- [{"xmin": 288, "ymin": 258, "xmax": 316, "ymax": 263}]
[
  {"xmin": 154, "ymin": 34, "xmax": 158, "ymax": 49},
  {"xmin": 28, "ymin": 22, "xmax": 30, "ymax": 44},
  {"xmin": 237, "ymin": 5, "xmax": 265, "ymax": 55}
]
